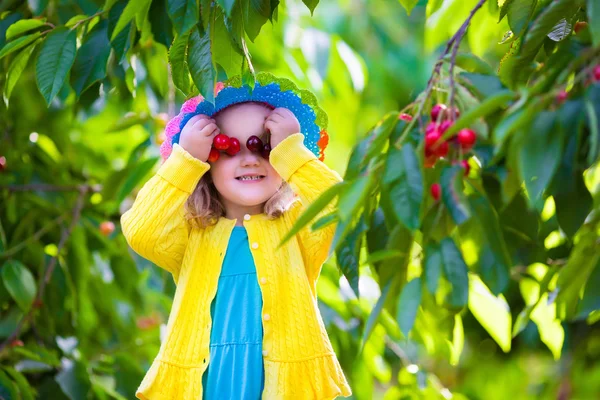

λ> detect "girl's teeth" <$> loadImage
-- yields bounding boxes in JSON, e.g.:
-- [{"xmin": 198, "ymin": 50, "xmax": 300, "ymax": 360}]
[{"xmin": 239, "ymin": 176, "xmax": 262, "ymax": 181}]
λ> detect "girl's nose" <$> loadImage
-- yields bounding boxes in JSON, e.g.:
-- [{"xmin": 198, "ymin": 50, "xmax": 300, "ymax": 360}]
[{"xmin": 240, "ymin": 151, "xmax": 261, "ymax": 166}]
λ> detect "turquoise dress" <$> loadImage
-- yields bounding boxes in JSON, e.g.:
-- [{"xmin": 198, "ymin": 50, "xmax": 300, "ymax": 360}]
[{"xmin": 201, "ymin": 226, "xmax": 265, "ymax": 399}]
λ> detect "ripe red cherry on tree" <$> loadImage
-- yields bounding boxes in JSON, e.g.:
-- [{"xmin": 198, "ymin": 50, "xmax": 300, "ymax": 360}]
[
  {"xmin": 226, "ymin": 137, "xmax": 241, "ymax": 156},
  {"xmin": 0, "ymin": 156, "xmax": 6, "ymax": 171},
  {"xmin": 425, "ymin": 130, "xmax": 449, "ymax": 157},
  {"xmin": 246, "ymin": 135, "xmax": 263, "ymax": 152},
  {"xmin": 431, "ymin": 104, "xmax": 447, "ymax": 121},
  {"xmin": 593, "ymin": 65, "xmax": 600, "ymax": 82},
  {"xmin": 213, "ymin": 134, "xmax": 231, "ymax": 150},
  {"xmin": 399, "ymin": 113, "xmax": 413, "ymax": 122},
  {"xmin": 208, "ymin": 148, "xmax": 220, "ymax": 162},
  {"xmin": 457, "ymin": 129, "xmax": 477, "ymax": 150},
  {"xmin": 100, "ymin": 221, "xmax": 115, "ymax": 236},
  {"xmin": 556, "ymin": 90, "xmax": 569, "ymax": 104},
  {"xmin": 431, "ymin": 184, "xmax": 441, "ymax": 201}
]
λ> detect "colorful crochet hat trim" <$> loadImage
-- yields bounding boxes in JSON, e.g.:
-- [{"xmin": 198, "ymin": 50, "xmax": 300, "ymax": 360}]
[{"xmin": 160, "ymin": 72, "xmax": 330, "ymax": 162}]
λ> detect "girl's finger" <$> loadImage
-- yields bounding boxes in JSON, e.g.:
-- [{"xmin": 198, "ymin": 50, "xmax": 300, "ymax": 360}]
[
  {"xmin": 191, "ymin": 118, "xmax": 213, "ymax": 132},
  {"xmin": 264, "ymin": 120, "xmax": 276, "ymax": 133}
]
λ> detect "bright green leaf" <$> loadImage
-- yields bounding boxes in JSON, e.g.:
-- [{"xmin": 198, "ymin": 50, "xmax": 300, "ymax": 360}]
[
  {"xmin": 6, "ymin": 18, "xmax": 46, "ymax": 40},
  {"xmin": 35, "ymin": 27, "xmax": 77, "ymax": 106},
  {"xmin": 1, "ymin": 260, "xmax": 37, "ymax": 312},
  {"xmin": 468, "ymin": 274, "xmax": 512, "ymax": 352}
]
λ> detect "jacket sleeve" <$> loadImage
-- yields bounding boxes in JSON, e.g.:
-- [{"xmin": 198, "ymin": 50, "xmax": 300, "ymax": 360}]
[
  {"xmin": 120, "ymin": 143, "xmax": 210, "ymax": 283},
  {"xmin": 269, "ymin": 133, "xmax": 343, "ymax": 289}
]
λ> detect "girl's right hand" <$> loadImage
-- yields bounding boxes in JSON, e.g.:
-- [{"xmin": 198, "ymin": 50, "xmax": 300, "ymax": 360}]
[{"xmin": 178, "ymin": 114, "xmax": 220, "ymax": 162}]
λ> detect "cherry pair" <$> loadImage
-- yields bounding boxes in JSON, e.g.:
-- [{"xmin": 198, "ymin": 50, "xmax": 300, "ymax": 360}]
[{"xmin": 208, "ymin": 134, "xmax": 271, "ymax": 162}]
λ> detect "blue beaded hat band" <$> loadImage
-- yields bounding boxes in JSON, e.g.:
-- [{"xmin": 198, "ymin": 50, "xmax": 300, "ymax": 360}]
[{"xmin": 160, "ymin": 72, "xmax": 329, "ymax": 162}]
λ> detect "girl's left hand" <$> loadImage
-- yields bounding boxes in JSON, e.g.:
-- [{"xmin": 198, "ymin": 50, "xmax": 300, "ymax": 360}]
[{"xmin": 264, "ymin": 108, "xmax": 301, "ymax": 148}]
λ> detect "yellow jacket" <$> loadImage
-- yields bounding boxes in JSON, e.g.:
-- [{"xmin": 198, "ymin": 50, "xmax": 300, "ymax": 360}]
[{"xmin": 121, "ymin": 133, "xmax": 352, "ymax": 400}]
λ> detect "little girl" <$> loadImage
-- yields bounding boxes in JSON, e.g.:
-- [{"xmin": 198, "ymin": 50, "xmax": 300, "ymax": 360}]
[{"xmin": 120, "ymin": 73, "xmax": 352, "ymax": 400}]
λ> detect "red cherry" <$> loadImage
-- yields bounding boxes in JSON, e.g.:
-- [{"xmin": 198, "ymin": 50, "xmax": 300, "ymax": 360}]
[
  {"xmin": 262, "ymin": 143, "xmax": 272, "ymax": 160},
  {"xmin": 226, "ymin": 138, "xmax": 241, "ymax": 156},
  {"xmin": 430, "ymin": 184, "xmax": 441, "ymax": 201},
  {"xmin": 556, "ymin": 90, "xmax": 568, "ymax": 104},
  {"xmin": 593, "ymin": 65, "xmax": 600, "ymax": 82},
  {"xmin": 457, "ymin": 159, "xmax": 470, "ymax": 176},
  {"xmin": 439, "ymin": 120, "xmax": 453, "ymax": 134},
  {"xmin": 431, "ymin": 104, "xmax": 447, "ymax": 121},
  {"xmin": 246, "ymin": 136, "xmax": 263, "ymax": 152},
  {"xmin": 434, "ymin": 140, "xmax": 449, "ymax": 157},
  {"xmin": 425, "ymin": 130, "xmax": 448, "ymax": 157},
  {"xmin": 457, "ymin": 129, "xmax": 477, "ymax": 150},
  {"xmin": 399, "ymin": 113, "xmax": 413, "ymax": 122},
  {"xmin": 208, "ymin": 148, "xmax": 220, "ymax": 162},
  {"xmin": 0, "ymin": 156, "xmax": 6, "ymax": 171},
  {"xmin": 100, "ymin": 221, "xmax": 115, "ymax": 236},
  {"xmin": 425, "ymin": 122, "xmax": 438, "ymax": 134},
  {"xmin": 10, "ymin": 339, "xmax": 24, "ymax": 347},
  {"xmin": 213, "ymin": 134, "xmax": 230, "ymax": 150}
]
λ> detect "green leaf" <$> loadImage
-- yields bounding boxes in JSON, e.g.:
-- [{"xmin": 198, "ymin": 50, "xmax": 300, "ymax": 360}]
[
  {"xmin": 6, "ymin": 18, "xmax": 46, "ymax": 40},
  {"xmin": 578, "ymin": 261, "xmax": 600, "ymax": 318},
  {"xmin": 35, "ymin": 27, "xmax": 77, "ymax": 106},
  {"xmin": 499, "ymin": 0, "xmax": 514, "ymax": 21},
  {"xmin": 149, "ymin": 0, "xmax": 175, "ymax": 48},
  {"xmin": 169, "ymin": 30, "xmax": 192, "ymax": 95},
  {"xmin": 507, "ymin": 0, "xmax": 537, "ymax": 38},
  {"xmin": 399, "ymin": 0, "xmax": 419, "ymax": 15},
  {"xmin": 279, "ymin": 181, "xmax": 348, "ymax": 247},
  {"xmin": 556, "ymin": 229, "xmax": 600, "ymax": 320},
  {"xmin": 0, "ymin": 31, "xmax": 42, "ymax": 60},
  {"xmin": 3, "ymin": 41, "xmax": 37, "ymax": 105},
  {"xmin": 0, "ymin": 369, "xmax": 19, "ymax": 400},
  {"xmin": 585, "ymin": 84, "xmax": 600, "ymax": 165},
  {"xmin": 361, "ymin": 280, "xmax": 392, "ymax": 350},
  {"xmin": 108, "ymin": 0, "xmax": 133, "ymax": 63},
  {"xmin": 440, "ymin": 238, "xmax": 469, "ymax": 308},
  {"xmin": 440, "ymin": 165, "xmax": 471, "ymax": 225},
  {"xmin": 337, "ymin": 175, "xmax": 373, "ymax": 222},
  {"xmin": 588, "ymin": 0, "xmax": 600, "ymax": 47},
  {"xmin": 518, "ymin": 111, "xmax": 563, "ymax": 204},
  {"xmin": 1, "ymin": 260, "xmax": 36, "ymax": 312},
  {"xmin": 70, "ymin": 20, "xmax": 111, "ymax": 97},
  {"xmin": 396, "ymin": 277, "xmax": 421, "ymax": 337},
  {"xmin": 116, "ymin": 157, "xmax": 158, "ymax": 206},
  {"xmin": 3, "ymin": 367, "xmax": 34, "ymax": 400},
  {"xmin": 458, "ymin": 193, "xmax": 512, "ymax": 295},
  {"xmin": 217, "ymin": 0, "xmax": 237, "ymax": 17},
  {"xmin": 531, "ymin": 292, "xmax": 564, "ymax": 359},
  {"xmin": 167, "ymin": 0, "xmax": 199, "ymax": 35},
  {"xmin": 344, "ymin": 137, "xmax": 370, "ymax": 181},
  {"xmin": 336, "ymin": 214, "xmax": 367, "ymax": 296},
  {"xmin": 442, "ymin": 52, "xmax": 494, "ymax": 75},
  {"xmin": 512, "ymin": 0, "xmax": 583, "ymax": 84},
  {"xmin": 188, "ymin": 24, "xmax": 215, "ymax": 102},
  {"xmin": 55, "ymin": 359, "xmax": 92, "ymax": 400},
  {"xmin": 468, "ymin": 274, "xmax": 512, "ymax": 352},
  {"xmin": 110, "ymin": 0, "xmax": 151, "ymax": 41},
  {"xmin": 302, "ymin": 0, "xmax": 319, "ymax": 14},
  {"xmin": 242, "ymin": 0, "xmax": 270, "ymax": 41},
  {"xmin": 424, "ymin": 242, "xmax": 442, "ymax": 294},
  {"xmin": 213, "ymin": 8, "xmax": 243, "ymax": 77},
  {"xmin": 443, "ymin": 90, "xmax": 515, "ymax": 139},
  {"xmin": 365, "ymin": 113, "xmax": 399, "ymax": 161},
  {"xmin": 382, "ymin": 143, "xmax": 423, "ymax": 230}
]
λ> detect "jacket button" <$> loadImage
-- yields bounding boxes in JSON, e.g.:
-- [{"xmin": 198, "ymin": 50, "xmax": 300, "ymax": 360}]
[
  {"xmin": 251, "ymin": 242, "xmax": 259, "ymax": 249},
  {"xmin": 260, "ymin": 277, "xmax": 267, "ymax": 284},
  {"xmin": 263, "ymin": 313, "xmax": 270, "ymax": 321},
  {"xmin": 244, "ymin": 214, "xmax": 251, "ymax": 221}
]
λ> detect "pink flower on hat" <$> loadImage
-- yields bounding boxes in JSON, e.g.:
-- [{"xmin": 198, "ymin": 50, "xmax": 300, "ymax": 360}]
[
  {"xmin": 165, "ymin": 115, "xmax": 182, "ymax": 138},
  {"xmin": 181, "ymin": 96, "xmax": 203, "ymax": 114},
  {"xmin": 214, "ymin": 82, "xmax": 225, "ymax": 96}
]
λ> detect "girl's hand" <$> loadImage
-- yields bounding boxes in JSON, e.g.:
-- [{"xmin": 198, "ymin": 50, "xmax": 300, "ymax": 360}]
[
  {"xmin": 179, "ymin": 114, "xmax": 220, "ymax": 162},
  {"xmin": 264, "ymin": 108, "xmax": 301, "ymax": 148}
]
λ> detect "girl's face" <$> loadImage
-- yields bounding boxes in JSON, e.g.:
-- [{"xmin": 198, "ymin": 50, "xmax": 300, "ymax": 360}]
[{"xmin": 210, "ymin": 103, "xmax": 283, "ymax": 211}]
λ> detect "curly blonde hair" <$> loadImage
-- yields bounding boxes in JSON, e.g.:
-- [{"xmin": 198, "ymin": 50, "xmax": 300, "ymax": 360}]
[{"xmin": 184, "ymin": 173, "xmax": 296, "ymax": 228}]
